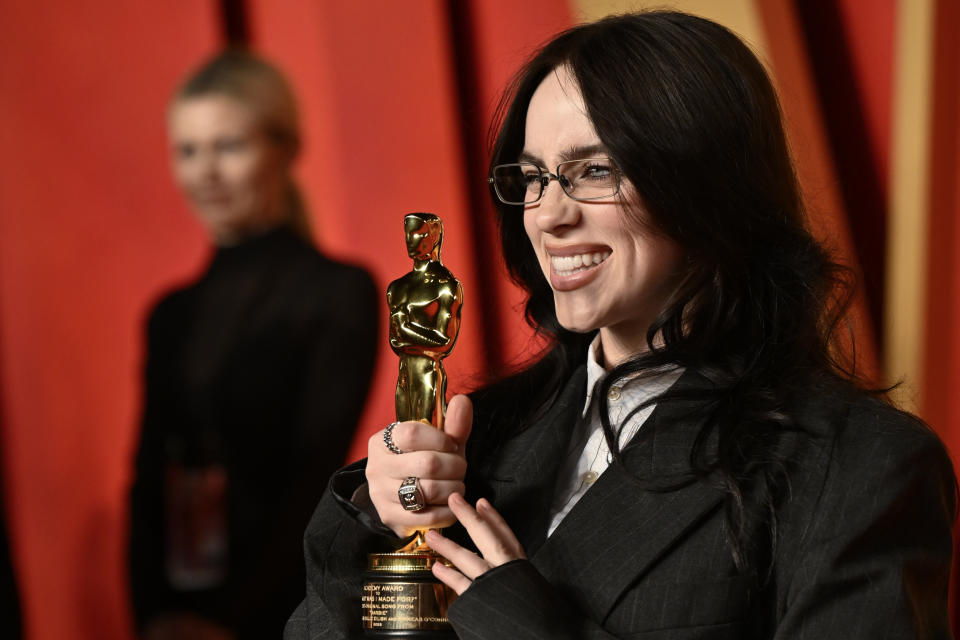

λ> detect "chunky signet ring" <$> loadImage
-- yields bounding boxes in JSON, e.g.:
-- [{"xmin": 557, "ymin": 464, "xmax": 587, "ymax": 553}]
[
  {"xmin": 398, "ymin": 476, "xmax": 426, "ymax": 512},
  {"xmin": 383, "ymin": 422, "xmax": 402, "ymax": 455}
]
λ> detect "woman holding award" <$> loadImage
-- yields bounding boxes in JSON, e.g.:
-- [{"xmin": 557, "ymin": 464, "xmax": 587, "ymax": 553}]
[{"xmin": 287, "ymin": 11, "xmax": 956, "ymax": 639}]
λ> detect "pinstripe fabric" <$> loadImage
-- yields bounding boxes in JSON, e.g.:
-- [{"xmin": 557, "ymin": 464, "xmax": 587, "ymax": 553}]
[{"xmin": 285, "ymin": 368, "xmax": 955, "ymax": 639}]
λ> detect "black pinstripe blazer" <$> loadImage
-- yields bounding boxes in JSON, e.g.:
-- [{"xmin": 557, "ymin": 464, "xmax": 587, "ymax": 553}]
[{"xmin": 286, "ymin": 366, "xmax": 956, "ymax": 640}]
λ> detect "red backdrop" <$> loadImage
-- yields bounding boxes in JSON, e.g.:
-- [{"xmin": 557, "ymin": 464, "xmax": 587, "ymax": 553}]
[
  {"xmin": 2, "ymin": 1, "xmax": 959, "ymax": 638},
  {"xmin": 0, "ymin": 1, "xmax": 220, "ymax": 637}
]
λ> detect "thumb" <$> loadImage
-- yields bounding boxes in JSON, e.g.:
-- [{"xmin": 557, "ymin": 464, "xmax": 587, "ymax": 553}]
[{"xmin": 444, "ymin": 394, "xmax": 473, "ymax": 454}]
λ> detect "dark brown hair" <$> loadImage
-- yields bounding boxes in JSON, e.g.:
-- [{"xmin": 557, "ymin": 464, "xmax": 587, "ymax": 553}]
[{"xmin": 486, "ymin": 11, "xmax": 857, "ymax": 573}]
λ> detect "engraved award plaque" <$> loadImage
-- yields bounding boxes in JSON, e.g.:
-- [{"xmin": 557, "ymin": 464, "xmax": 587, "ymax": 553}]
[{"xmin": 362, "ymin": 213, "xmax": 463, "ymax": 637}]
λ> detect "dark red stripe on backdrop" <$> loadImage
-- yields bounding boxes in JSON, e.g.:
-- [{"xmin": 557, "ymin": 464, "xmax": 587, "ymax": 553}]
[
  {"xmin": 220, "ymin": 0, "xmax": 252, "ymax": 48},
  {"xmin": 924, "ymin": 0, "xmax": 960, "ymax": 444},
  {"xmin": 446, "ymin": 0, "xmax": 505, "ymax": 376},
  {"xmin": 794, "ymin": 0, "xmax": 891, "ymax": 357}
]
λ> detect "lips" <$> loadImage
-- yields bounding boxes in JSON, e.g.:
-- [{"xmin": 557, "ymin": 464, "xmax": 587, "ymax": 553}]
[{"xmin": 548, "ymin": 247, "xmax": 611, "ymax": 291}]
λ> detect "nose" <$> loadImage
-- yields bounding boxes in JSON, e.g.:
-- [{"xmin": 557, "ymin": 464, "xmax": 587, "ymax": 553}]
[
  {"xmin": 195, "ymin": 148, "xmax": 220, "ymax": 181},
  {"xmin": 530, "ymin": 177, "xmax": 580, "ymax": 233}
]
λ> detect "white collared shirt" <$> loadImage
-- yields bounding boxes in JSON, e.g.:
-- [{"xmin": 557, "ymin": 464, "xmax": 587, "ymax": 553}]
[{"xmin": 546, "ymin": 336, "xmax": 683, "ymax": 537}]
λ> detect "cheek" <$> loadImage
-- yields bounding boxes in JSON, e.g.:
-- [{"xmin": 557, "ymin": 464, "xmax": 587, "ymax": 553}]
[
  {"xmin": 171, "ymin": 158, "xmax": 198, "ymax": 193},
  {"xmin": 522, "ymin": 210, "xmax": 536, "ymax": 243},
  {"xmin": 522, "ymin": 212, "xmax": 548, "ymax": 272},
  {"xmin": 651, "ymin": 237, "xmax": 684, "ymax": 277},
  {"xmin": 220, "ymin": 154, "xmax": 265, "ymax": 191},
  {"xmin": 628, "ymin": 235, "xmax": 684, "ymax": 297}
]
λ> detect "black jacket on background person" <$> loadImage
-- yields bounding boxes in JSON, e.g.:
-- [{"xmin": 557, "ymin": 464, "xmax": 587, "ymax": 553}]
[
  {"xmin": 130, "ymin": 226, "xmax": 378, "ymax": 639},
  {"xmin": 285, "ymin": 366, "xmax": 956, "ymax": 640},
  {"xmin": 0, "ymin": 430, "xmax": 22, "ymax": 640}
]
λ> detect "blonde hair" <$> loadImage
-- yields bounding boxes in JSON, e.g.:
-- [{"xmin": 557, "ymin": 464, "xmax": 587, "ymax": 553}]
[{"xmin": 174, "ymin": 50, "xmax": 313, "ymax": 241}]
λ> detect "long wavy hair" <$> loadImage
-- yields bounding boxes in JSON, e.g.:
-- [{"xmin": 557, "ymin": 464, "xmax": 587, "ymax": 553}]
[{"xmin": 485, "ymin": 11, "xmax": 860, "ymax": 572}]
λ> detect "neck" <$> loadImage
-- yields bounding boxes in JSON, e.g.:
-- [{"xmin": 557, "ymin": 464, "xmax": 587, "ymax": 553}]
[
  {"xmin": 213, "ymin": 221, "xmax": 285, "ymax": 247},
  {"xmin": 598, "ymin": 325, "xmax": 653, "ymax": 370}
]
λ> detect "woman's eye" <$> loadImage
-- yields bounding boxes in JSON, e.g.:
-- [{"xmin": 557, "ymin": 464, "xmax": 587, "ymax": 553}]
[
  {"xmin": 582, "ymin": 163, "xmax": 612, "ymax": 180},
  {"xmin": 175, "ymin": 144, "xmax": 195, "ymax": 159},
  {"xmin": 522, "ymin": 171, "xmax": 541, "ymax": 185}
]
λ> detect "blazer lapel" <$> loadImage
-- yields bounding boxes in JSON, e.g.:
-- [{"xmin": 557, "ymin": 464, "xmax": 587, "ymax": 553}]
[
  {"xmin": 529, "ymin": 369, "xmax": 726, "ymax": 621},
  {"xmin": 482, "ymin": 366, "xmax": 588, "ymax": 556}
]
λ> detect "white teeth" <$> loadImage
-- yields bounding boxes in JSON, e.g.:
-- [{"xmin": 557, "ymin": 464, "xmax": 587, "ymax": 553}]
[{"xmin": 551, "ymin": 251, "xmax": 611, "ymax": 276}]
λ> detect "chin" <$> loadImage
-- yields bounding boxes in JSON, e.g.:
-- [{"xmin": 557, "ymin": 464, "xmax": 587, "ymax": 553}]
[{"xmin": 555, "ymin": 314, "xmax": 601, "ymax": 335}]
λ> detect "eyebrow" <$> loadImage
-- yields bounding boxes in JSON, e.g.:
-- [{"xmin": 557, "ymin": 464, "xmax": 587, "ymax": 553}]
[{"xmin": 518, "ymin": 143, "xmax": 609, "ymax": 167}]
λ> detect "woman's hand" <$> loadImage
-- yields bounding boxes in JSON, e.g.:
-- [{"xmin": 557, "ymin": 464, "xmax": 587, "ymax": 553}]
[
  {"xmin": 426, "ymin": 493, "xmax": 526, "ymax": 595},
  {"xmin": 366, "ymin": 394, "xmax": 472, "ymax": 537}
]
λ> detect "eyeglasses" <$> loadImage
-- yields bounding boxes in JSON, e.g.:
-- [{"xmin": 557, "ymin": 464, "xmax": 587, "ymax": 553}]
[{"xmin": 488, "ymin": 157, "xmax": 621, "ymax": 206}]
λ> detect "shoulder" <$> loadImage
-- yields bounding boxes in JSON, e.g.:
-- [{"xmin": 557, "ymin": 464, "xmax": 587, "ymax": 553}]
[
  {"xmin": 468, "ymin": 357, "xmax": 567, "ymax": 424},
  {"xmin": 769, "ymin": 382, "xmax": 956, "ymax": 636},
  {"xmin": 467, "ymin": 357, "xmax": 587, "ymax": 464},
  {"xmin": 319, "ymin": 259, "xmax": 378, "ymax": 302},
  {"xmin": 793, "ymin": 381, "xmax": 951, "ymax": 474},
  {"xmin": 831, "ymin": 392, "xmax": 954, "ymax": 507},
  {"xmin": 281, "ymin": 240, "xmax": 378, "ymax": 306},
  {"xmin": 468, "ymin": 342, "xmax": 592, "ymax": 426},
  {"xmin": 286, "ymin": 238, "xmax": 376, "ymax": 287},
  {"xmin": 425, "ymin": 261, "xmax": 459, "ymax": 283},
  {"xmin": 842, "ymin": 394, "xmax": 943, "ymax": 452},
  {"xmin": 780, "ymin": 379, "xmax": 956, "ymax": 540},
  {"xmin": 145, "ymin": 282, "xmax": 197, "ymax": 338},
  {"xmin": 387, "ymin": 270, "xmax": 417, "ymax": 291}
]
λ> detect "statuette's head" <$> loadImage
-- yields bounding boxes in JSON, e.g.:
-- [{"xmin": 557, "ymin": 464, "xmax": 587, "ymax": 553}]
[{"xmin": 404, "ymin": 213, "xmax": 443, "ymax": 260}]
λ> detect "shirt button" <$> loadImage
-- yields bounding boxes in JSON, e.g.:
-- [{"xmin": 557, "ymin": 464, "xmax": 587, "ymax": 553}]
[
  {"xmin": 607, "ymin": 387, "xmax": 622, "ymax": 401},
  {"xmin": 582, "ymin": 471, "xmax": 599, "ymax": 486}
]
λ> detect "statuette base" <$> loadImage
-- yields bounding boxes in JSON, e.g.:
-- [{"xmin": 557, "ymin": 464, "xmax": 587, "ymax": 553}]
[{"xmin": 362, "ymin": 549, "xmax": 457, "ymax": 638}]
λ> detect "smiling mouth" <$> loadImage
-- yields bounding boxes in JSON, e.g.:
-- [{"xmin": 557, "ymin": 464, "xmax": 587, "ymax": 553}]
[{"xmin": 550, "ymin": 250, "xmax": 611, "ymax": 277}]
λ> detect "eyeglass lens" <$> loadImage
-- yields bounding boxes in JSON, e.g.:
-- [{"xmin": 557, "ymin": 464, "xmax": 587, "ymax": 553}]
[{"xmin": 491, "ymin": 158, "xmax": 618, "ymax": 205}]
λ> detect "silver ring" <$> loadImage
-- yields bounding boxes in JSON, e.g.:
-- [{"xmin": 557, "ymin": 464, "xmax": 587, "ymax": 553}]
[
  {"xmin": 383, "ymin": 422, "xmax": 402, "ymax": 455},
  {"xmin": 398, "ymin": 476, "xmax": 425, "ymax": 512}
]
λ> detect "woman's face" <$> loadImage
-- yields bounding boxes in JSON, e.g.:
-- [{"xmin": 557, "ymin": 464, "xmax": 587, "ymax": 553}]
[
  {"xmin": 522, "ymin": 67, "xmax": 685, "ymax": 367},
  {"xmin": 168, "ymin": 95, "xmax": 290, "ymax": 245}
]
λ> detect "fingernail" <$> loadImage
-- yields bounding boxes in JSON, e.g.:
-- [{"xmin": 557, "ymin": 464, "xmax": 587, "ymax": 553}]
[{"xmin": 449, "ymin": 492, "xmax": 465, "ymax": 506}]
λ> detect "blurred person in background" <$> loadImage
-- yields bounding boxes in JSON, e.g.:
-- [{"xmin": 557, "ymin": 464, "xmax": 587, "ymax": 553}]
[{"xmin": 128, "ymin": 50, "xmax": 378, "ymax": 640}]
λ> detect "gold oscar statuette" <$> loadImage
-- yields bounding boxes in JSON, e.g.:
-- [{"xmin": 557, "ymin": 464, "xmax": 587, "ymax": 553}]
[{"xmin": 362, "ymin": 213, "xmax": 464, "ymax": 638}]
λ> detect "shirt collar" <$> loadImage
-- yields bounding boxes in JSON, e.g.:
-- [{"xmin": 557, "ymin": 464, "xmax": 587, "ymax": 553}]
[
  {"xmin": 582, "ymin": 335, "xmax": 607, "ymax": 416},
  {"xmin": 581, "ymin": 334, "xmax": 684, "ymax": 417}
]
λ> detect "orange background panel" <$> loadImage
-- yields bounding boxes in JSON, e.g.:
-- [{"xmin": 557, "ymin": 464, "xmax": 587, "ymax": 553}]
[{"xmin": 0, "ymin": 1, "xmax": 220, "ymax": 637}]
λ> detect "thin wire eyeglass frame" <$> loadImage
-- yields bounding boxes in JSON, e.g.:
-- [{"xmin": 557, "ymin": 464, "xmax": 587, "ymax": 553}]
[{"xmin": 487, "ymin": 157, "xmax": 622, "ymax": 206}]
